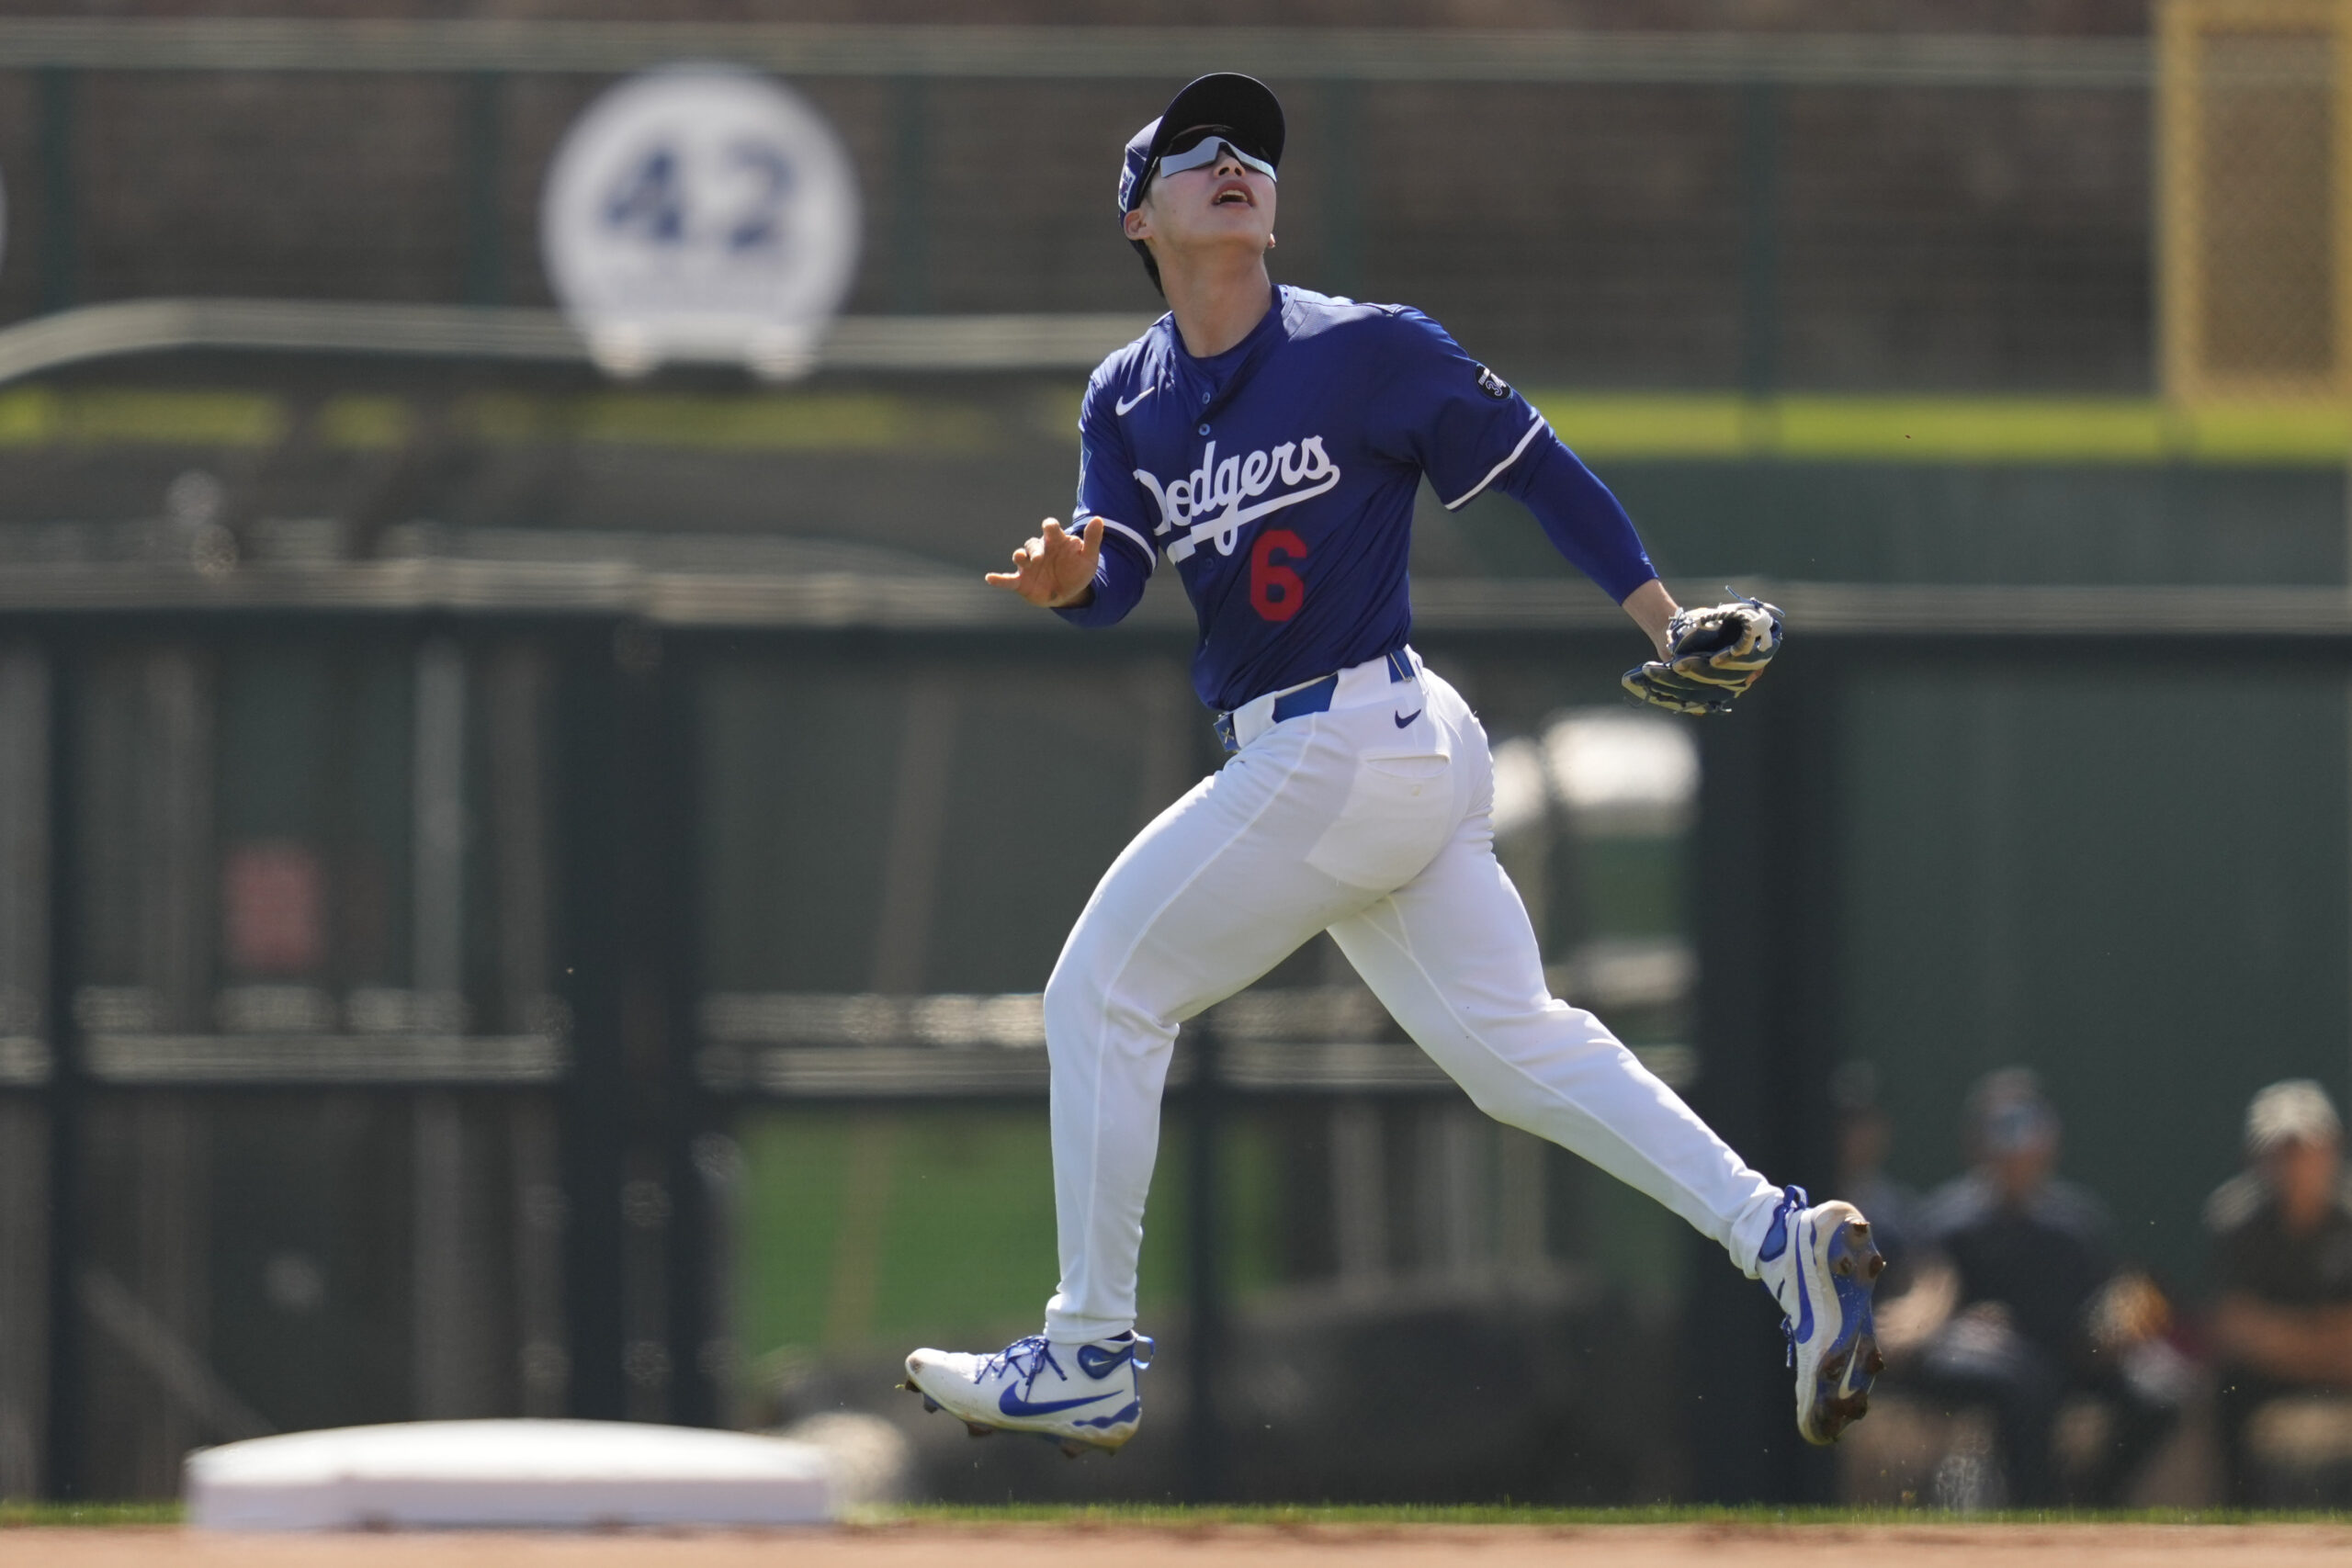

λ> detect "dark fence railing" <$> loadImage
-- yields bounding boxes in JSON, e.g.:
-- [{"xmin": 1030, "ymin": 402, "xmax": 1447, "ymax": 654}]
[{"xmin": 0, "ymin": 20, "xmax": 2155, "ymax": 390}]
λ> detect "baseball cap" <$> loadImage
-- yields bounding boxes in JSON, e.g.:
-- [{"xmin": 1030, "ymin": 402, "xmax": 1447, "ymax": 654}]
[
  {"xmin": 1117, "ymin": 73, "xmax": 1285, "ymax": 293},
  {"xmin": 2245, "ymin": 1078, "xmax": 2342, "ymax": 1156},
  {"xmin": 1117, "ymin": 73, "xmax": 1287, "ymax": 219}
]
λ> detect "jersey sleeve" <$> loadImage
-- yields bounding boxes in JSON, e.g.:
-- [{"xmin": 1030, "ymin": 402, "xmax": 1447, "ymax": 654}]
[
  {"xmin": 1366, "ymin": 309, "xmax": 1555, "ymax": 512},
  {"xmin": 1368, "ymin": 310, "xmax": 1657, "ymax": 604},
  {"xmin": 1053, "ymin": 377, "xmax": 1160, "ymax": 629},
  {"xmin": 1491, "ymin": 435, "xmax": 1659, "ymax": 604}
]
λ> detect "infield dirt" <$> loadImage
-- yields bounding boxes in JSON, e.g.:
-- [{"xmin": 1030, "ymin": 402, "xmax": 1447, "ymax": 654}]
[{"xmin": 10, "ymin": 1523, "xmax": 2352, "ymax": 1566}]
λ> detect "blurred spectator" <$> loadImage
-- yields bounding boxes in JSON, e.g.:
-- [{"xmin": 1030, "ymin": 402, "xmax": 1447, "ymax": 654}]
[
  {"xmin": 1832, "ymin": 1059, "xmax": 1918, "ymax": 1280},
  {"xmin": 2205, "ymin": 1078, "xmax": 2352, "ymax": 1504},
  {"xmin": 1899, "ymin": 1067, "xmax": 2186, "ymax": 1505}
]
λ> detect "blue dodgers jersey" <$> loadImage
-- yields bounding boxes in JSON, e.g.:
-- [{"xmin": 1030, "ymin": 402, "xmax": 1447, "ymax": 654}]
[{"xmin": 1071, "ymin": 287, "xmax": 1559, "ymax": 713}]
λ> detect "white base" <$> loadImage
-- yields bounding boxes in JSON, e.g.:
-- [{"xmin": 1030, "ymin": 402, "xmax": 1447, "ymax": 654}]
[{"xmin": 184, "ymin": 1419, "xmax": 835, "ymax": 1531}]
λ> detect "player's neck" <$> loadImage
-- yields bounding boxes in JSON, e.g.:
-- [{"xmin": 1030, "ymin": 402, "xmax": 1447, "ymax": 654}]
[{"xmin": 1161, "ymin": 258, "xmax": 1275, "ymax": 359}]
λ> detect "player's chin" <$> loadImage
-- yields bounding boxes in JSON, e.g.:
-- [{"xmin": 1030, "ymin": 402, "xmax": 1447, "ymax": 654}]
[{"xmin": 1189, "ymin": 207, "xmax": 1272, "ymax": 243}]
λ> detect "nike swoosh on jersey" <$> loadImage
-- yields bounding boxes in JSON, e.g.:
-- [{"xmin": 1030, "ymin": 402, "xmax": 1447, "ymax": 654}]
[
  {"xmin": 1395, "ymin": 709, "xmax": 1422, "ymax": 728},
  {"xmin": 1114, "ymin": 385, "xmax": 1158, "ymax": 416},
  {"xmin": 999, "ymin": 1385, "xmax": 1120, "ymax": 1417}
]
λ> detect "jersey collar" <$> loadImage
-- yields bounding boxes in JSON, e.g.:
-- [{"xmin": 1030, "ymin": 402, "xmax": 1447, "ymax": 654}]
[{"xmin": 1158, "ymin": 285, "xmax": 1291, "ymax": 420}]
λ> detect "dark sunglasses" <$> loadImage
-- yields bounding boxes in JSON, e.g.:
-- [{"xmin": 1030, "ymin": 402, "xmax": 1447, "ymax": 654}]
[{"xmin": 1154, "ymin": 128, "xmax": 1277, "ymax": 183}]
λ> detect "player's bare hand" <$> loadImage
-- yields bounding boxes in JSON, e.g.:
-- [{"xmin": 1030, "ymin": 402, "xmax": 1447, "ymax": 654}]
[{"xmin": 985, "ymin": 516, "xmax": 1102, "ymax": 609}]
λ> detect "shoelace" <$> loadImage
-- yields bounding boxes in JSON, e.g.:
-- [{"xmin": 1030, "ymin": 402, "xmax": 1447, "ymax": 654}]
[
  {"xmin": 1766, "ymin": 1185, "xmax": 1809, "ymax": 1368},
  {"xmin": 978, "ymin": 1335, "xmax": 1067, "ymax": 1394}
]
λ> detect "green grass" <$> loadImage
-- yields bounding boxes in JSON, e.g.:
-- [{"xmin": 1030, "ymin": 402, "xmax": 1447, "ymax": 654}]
[
  {"xmin": 0, "ymin": 1502, "xmax": 182, "ymax": 1527},
  {"xmin": 733, "ymin": 1105, "xmax": 1291, "ymax": 1370},
  {"xmin": 1524, "ymin": 392, "xmax": 2352, "ymax": 465},
  {"xmin": 0, "ymin": 381, "xmax": 2346, "ymax": 465}
]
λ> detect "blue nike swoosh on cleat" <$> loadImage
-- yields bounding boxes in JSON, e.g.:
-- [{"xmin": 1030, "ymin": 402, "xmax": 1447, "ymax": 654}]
[
  {"xmin": 1395, "ymin": 709, "xmax": 1421, "ymax": 727},
  {"xmin": 999, "ymin": 1386, "xmax": 1119, "ymax": 1417},
  {"xmin": 1792, "ymin": 1219, "xmax": 1816, "ymax": 1346}
]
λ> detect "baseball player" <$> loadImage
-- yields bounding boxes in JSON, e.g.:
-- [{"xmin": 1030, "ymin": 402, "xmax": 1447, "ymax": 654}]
[{"xmin": 904, "ymin": 73, "xmax": 1882, "ymax": 1458}]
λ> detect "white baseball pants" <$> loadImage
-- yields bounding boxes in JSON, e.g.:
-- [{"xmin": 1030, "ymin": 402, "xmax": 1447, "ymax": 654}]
[{"xmin": 1040, "ymin": 649, "xmax": 1785, "ymax": 1344}]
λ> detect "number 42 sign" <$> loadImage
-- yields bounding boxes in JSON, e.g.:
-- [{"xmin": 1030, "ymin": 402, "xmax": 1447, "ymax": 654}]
[{"xmin": 540, "ymin": 66, "xmax": 863, "ymax": 379}]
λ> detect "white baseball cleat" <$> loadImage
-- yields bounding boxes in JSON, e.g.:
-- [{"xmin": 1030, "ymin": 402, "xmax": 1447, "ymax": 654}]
[
  {"xmin": 1756, "ymin": 1186, "xmax": 1885, "ymax": 1446},
  {"xmin": 901, "ymin": 1331, "xmax": 1152, "ymax": 1457}
]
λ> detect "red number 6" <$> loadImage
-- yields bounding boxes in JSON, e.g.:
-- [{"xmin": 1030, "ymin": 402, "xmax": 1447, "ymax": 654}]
[{"xmin": 1249, "ymin": 529, "xmax": 1307, "ymax": 621}]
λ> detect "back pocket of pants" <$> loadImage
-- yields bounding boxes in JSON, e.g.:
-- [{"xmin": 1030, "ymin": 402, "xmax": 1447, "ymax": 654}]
[{"xmin": 1305, "ymin": 749, "xmax": 1456, "ymax": 889}]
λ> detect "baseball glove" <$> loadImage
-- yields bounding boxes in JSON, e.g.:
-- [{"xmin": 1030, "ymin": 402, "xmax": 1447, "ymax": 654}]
[{"xmin": 1622, "ymin": 595, "xmax": 1783, "ymax": 716}]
